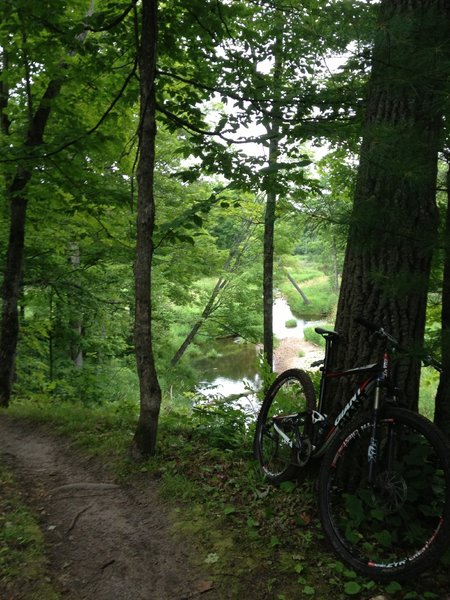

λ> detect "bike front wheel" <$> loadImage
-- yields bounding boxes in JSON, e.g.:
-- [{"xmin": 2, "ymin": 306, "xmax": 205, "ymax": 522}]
[
  {"xmin": 254, "ymin": 369, "xmax": 316, "ymax": 484},
  {"xmin": 318, "ymin": 406, "xmax": 450, "ymax": 581}
]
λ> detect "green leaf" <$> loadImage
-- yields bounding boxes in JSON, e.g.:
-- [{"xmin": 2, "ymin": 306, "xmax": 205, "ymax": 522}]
[
  {"xmin": 176, "ymin": 234, "xmax": 195, "ymax": 245},
  {"xmin": 303, "ymin": 586, "xmax": 315, "ymax": 596},
  {"xmin": 246, "ymin": 517, "xmax": 259, "ymax": 528},
  {"xmin": 343, "ymin": 569, "xmax": 357, "ymax": 579},
  {"xmin": 344, "ymin": 581, "xmax": 362, "ymax": 595},
  {"xmin": 332, "ymin": 561, "xmax": 344, "ymax": 573},
  {"xmin": 270, "ymin": 536, "xmax": 280, "ymax": 547},
  {"xmin": 385, "ymin": 581, "xmax": 402, "ymax": 594},
  {"xmin": 191, "ymin": 214, "xmax": 203, "ymax": 227},
  {"xmin": 279, "ymin": 480, "xmax": 296, "ymax": 493},
  {"xmin": 223, "ymin": 505, "xmax": 236, "ymax": 515},
  {"xmin": 375, "ymin": 529, "xmax": 393, "ymax": 546}
]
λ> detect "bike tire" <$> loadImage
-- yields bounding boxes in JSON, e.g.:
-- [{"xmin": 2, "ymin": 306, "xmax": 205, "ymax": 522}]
[
  {"xmin": 318, "ymin": 406, "xmax": 450, "ymax": 581},
  {"xmin": 254, "ymin": 369, "xmax": 316, "ymax": 484}
]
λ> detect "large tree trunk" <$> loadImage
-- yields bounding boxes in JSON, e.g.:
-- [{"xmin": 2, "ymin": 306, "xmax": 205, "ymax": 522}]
[
  {"xmin": 0, "ymin": 78, "xmax": 62, "ymax": 407},
  {"xmin": 434, "ymin": 162, "xmax": 450, "ymax": 438},
  {"xmin": 333, "ymin": 0, "xmax": 450, "ymax": 412},
  {"xmin": 130, "ymin": 0, "xmax": 161, "ymax": 458}
]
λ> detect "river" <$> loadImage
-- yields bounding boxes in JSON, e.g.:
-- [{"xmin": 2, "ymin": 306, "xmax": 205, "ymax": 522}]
[{"xmin": 195, "ymin": 297, "xmax": 321, "ymax": 403}]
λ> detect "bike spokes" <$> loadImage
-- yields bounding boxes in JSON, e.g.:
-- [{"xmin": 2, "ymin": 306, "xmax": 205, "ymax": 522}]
[
  {"xmin": 255, "ymin": 370, "xmax": 315, "ymax": 483},
  {"xmin": 323, "ymin": 414, "xmax": 448, "ymax": 575}
]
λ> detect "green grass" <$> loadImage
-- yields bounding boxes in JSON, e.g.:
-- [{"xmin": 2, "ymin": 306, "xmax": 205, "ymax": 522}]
[
  {"xmin": 285, "ymin": 319, "xmax": 298, "ymax": 328},
  {"xmin": 0, "ymin": 463, "xmax": 60, "ymax": 600},
  {"xmin": 3, "ymin": 395, "xmax": 450, "ymax": 600},
  {"xmin": 304, "ymin": 325, "xmax": 334, "ymax": 347},
  {"xmin": 419, "ymin": 368, "xmax": 439, "ymax": 420},
  {"xmin": 277, "ymin": 256, "xmax": 338, "ymax": 320},
  {"xmin": 4, "ymin": 398, "xmax": 138, "ymax": 472}
]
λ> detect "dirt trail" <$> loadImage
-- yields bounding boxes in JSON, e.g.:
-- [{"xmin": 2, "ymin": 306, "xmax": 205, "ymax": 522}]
[{"xmin": 0, "ymin": 416, "xmax": 214, "ymax": 600}]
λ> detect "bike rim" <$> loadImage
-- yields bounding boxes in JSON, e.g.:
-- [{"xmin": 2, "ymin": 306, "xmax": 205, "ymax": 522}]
[
  {"xmin": 258, "ymin": 377, "xmax": 310, "ymax": 477},
  {"xmin": 325, "ymin": 416, "xmax": 448, "ymax": 572}
]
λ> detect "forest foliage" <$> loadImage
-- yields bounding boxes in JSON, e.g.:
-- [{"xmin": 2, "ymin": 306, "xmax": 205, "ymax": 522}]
[
  {"xmin": 0, "ymin": 0, "xmax": 449, "ymax": 441},
  {"xmin": 3, "ymin": 2, "xmax": 450, "ymax": 597}
]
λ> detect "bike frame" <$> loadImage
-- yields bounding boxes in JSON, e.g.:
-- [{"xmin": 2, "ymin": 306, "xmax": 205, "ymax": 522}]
[{"xmin": 311, "ymin": 330, "xmax": 392, "ymax": 463}]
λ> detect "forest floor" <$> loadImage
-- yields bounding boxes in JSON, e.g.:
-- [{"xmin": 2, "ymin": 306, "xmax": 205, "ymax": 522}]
[
  {"xmin": 0, "ymin": 416, "xmax": 215, "ymax": 600},
  {"xmin": 3, "ymin": 337, "xmax": 450, "ymax": 600},
  {"xmin": 0, "ymin": 335, "xmax": 325, "ymax": 600}
]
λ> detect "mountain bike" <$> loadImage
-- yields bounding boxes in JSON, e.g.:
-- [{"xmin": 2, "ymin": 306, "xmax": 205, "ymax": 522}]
[{"xmin": 253, "ymin": 317, "xmax": 450, "ymax": 581}]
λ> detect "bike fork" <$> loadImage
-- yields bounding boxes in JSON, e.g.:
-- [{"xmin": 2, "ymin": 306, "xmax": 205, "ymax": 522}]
[{"xmin": 367, "ymin": 381, "xmax": 381, "ymax": 484}]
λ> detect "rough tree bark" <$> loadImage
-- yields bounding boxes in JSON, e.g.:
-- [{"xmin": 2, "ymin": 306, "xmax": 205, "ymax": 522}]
[
  {"xmin": 435, "ymin": 162, "xmax": 450, "ymax": 438},
  {"xmin": 130, "ymin": 0, "xmax": 162, "ymax": 458},
  {"xmin": 333, "ymin": 0, "xmax": 450, "ymax": 412}
]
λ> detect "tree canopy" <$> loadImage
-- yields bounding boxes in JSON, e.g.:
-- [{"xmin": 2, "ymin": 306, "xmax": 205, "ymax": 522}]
[{"xmin": 1, "ymin": 0, "xmax": 450, "ymax": 447}]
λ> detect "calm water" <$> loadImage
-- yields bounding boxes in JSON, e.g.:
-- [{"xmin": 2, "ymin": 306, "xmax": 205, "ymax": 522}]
[{"xmin": 195, "ymin": 298, "xmax": 305, "ymax": 401}]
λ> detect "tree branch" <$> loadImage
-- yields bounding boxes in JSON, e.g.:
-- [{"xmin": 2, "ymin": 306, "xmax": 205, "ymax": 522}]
[{"xmin": 0, "ymin": 62, "xmax": 138, "ymax": 164}]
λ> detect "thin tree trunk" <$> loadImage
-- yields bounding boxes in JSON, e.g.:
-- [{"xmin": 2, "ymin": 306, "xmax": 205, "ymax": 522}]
[
  {"xmin": 283, "ymin": 268, "xmax": 310, "ymax": 305},
  {"xmin": 49, "ymin": 290, "xmax": 54, "ymax": 382},
  {"xmin": 0, "ymin": 48, "xmax": 11, "ymax": 136},
  {"xmin": 332, "ymin": 0, "xmax": 449, "ymax": 412},
  {"xmin": 263, "ymin": 188, "xmax": 276, "ymax": 370},
  {"xmin": 170, "ymin": 277, "xmax": 227, "ymax": 367},
  {"xmin": 68, "ymin": 242, "xmax": 83, "ymax": 369},
  {"xmin": 435, "ymin": 162, "xmax": 450, "ymax": 438},
  {"xmin": 130, "ymin": 0, "xmax": 161, "ymax": 458},
  {"xmin": 0, "ymin": 3, "xmax": 95, "ymax": 406},
  {"xmin": 170, "ymin": 224, "xmax": 254, "ymax": 366},
  {"xmin": 0, "ymin": 77, "xmax": 63, "ymax": 406},
  {"xmin": 263, "ymin": 21, "xmax": 283, "ymax": 371}
]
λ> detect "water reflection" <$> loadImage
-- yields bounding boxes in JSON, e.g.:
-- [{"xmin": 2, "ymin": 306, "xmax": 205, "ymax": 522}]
[
  {"xmin": 195, "ymin": 338, "xmax": 261, "ymax": 400},
  {"xmin": 195, "ymin": 296, "xmax": 304, "ymax": 401},
  {"xmin": 195, "ymin": 339, "xmax": 259, "ymax": 382}
]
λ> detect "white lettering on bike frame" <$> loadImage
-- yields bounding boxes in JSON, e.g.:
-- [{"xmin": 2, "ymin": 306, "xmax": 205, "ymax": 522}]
[
  {"xmin": 333, "ymin": 379, "xmax": 375, "ymax": 429},
  {"xmin": 367, "ymin": 438, "xmax": 378, "ymax": 463}
]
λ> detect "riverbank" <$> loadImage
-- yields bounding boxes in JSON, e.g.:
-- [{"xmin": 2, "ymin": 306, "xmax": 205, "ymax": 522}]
[{"xmin": 273, "ymin": 336, "xmax": 323, "ymax": 373}]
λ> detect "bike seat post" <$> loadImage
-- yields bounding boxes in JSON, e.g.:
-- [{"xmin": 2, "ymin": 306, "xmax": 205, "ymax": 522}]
[
  {"xmin": 322, "ymin": 335, "xmax": 335, "ymax": 374},
  {"xmin": 317, "ymin": 331, "xmax": 338, "ymax": 413}
]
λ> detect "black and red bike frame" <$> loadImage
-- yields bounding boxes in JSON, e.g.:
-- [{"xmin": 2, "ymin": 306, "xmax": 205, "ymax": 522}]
[{"xmin": 311, "ymin": 327, "xmax": 393, "ymax": 471}]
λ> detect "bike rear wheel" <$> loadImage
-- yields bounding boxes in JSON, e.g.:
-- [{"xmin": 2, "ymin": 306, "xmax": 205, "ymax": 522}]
[
  {"xmin": 318, "ymin": 406, "xmax": 450, "ymax": 581},
  {"xmin": 254, "ymin": 369, "xmax": 316, "ymax": 484}
]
